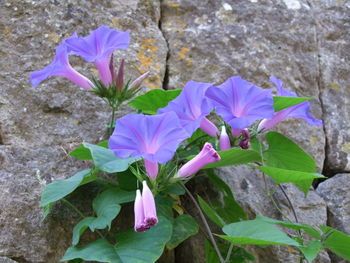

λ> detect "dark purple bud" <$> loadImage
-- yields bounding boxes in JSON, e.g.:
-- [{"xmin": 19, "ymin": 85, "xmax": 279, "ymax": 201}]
[
  {"xmin": 239, "ymin": 129, "xmax": 250, "ymax": 149},
  {"xmin": 109, "ymin": 53, "xmax": 116, "ymax": 83},
  {"xmin": 115, "ymin": 59, "xmax": 125, "ymax": 91}
]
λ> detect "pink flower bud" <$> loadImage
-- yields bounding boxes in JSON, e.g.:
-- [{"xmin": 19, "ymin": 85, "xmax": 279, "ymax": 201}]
[
  {"xmin": 134, "ymin": 189, "xmax": 149, "ymax": 232},
  {"xmin": 219, "ymin": 126, "xmax": 231, "ymax": 151},
  {"xmin": 142, "ymin": 181, "xmax": 158, "ymax": 227},
  {"xmin": 199, "ymin": 117, "xmax": 219, "ymax": 137},
  {"xmin": 144, "ymin": 159, "xmax": 159, "ymax": 179},
  {"xmin": 130, "ymin": 71, "xmax": 150, "ymax": 90},
  {"xmin": 109, "ymin": 53, "xmax": 115, "ymax": 82},
  {"xmin": 115, "ymin": 59, "xmax": 125, "ymax": 91},
  {"xmin": 177, "ymin": 142, "xmax": 221, "ymax": 178}
]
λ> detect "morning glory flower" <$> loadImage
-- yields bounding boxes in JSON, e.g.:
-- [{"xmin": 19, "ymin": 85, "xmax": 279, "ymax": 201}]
[
  {"xmin": 108, "ymin": 112, "xmax": 188, "ymax": 178},
  {"xmin": 158, "ymin": 81, "xmax": 219, "ymax": 137},
  {"xmin": 258, "ymin": 76, "xmax": 323, "ymax": 131},
  {"xmin": 206, "ymin": 76, "xmax": 274, "ymax": 130},
  {"xmin": 65, "ymin": 26, "xmax": 130, "ymax": 86},
  {"xmin": 177, "ymin": 142, "xmax": 221, "ymax": 178},
  {"xmin": 219, "ymin": 126, "xmax": 231, "ymax": 151},
  {"xmin": 134, "ymin": 189, "xmax": 148, "ymax": 232},
  {"xmin": 142, "ymin": 181, "xmax": 158, "ymax": 227},
  {"xmin": 30, "ymin": 42, "xmax": 93, "ymax": 90}
]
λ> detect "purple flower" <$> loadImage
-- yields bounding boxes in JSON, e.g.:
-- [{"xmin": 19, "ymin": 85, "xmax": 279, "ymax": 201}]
[
  {"xmin": 219, "ymin": 126, "xmax": 231, "ymax": 151},
  {"xmin": 134, "ymin": 189, "xmax": 149, "ymax": 232},
  {"xmin": 177, "ymin": 142, "xmax": 221, "ymax": 178},
  {"xmin": 65, "ymin": 26, "xmax": 130, "ymax": 86},
  {"xmin": 108, "ymin": 112, "xmax": 188, "ymax": 178},
  {"xmin": 158, "ymin": 81, "xmax": 219, "ymax": 137},
  {"xmin": 258, "ymin": 76, "xmax": 323, "ymax": 131},
  {"xmin": 206, "ymin": 76, "xmax": 274, "ymax": 130},
  {"xmin": 142, "ymin": 181, "xmax": 158, "ymax": 227},
  {"xmin": 30, "ymin": 42, "xmax": 93, "ymax": 90}
]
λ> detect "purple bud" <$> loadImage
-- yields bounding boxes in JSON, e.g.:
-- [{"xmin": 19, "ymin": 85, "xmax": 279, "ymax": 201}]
[
  {"xmin": 144, "ymin": 159, "xmax": 159, "ymax": 179},
  {"xmin": 177, "ymin": 142, "xmax": 221, "ymax": 178},
  {"xmin": 115, "ymin": 59, "xmax": 125, "ymax": 91},
  {"xmin": 130, "ymin": 71, "xmax": 150, "ymax": 90},
  {"xmin": 109, "ymin": 54, "xmax": 115, "ymax": 82},
  {"xmin": 199, "ymin": 117, "xmax": 219, "ymax": 137},
  {"xmin": 219, "ymin": 126, "xmax": 231, "ymax": 151},
  {"xmin": 239, "ymin": 129, "xmax": 250, "ymax": 149},
  {"xmin": 142, "ymin": 181, "xmax": 158, "ymax": 227},
  {"xmin": 134, "ymin": 189, "xmax": 149, "ymax": 232}
]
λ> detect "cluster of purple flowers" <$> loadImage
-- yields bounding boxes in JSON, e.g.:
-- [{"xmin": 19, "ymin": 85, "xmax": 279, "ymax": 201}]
[{"xmin": 30, "ymin": 26, "xmax": 322, "ymax": 233}]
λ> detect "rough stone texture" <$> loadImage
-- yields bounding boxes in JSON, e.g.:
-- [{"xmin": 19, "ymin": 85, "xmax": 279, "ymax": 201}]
[
  {"xmin": 0, "ymin": 257, "xmax": 18, "ymax": 263},
  {"xmin": 313, "ymin": 1, "xmax": 350, "ymax": 173},
  {"xmin": 1, "ymin": 0, "xmax": 349, "ymax": 262},
  {"xmin": 0, "ymin": 0, "xmax": 167, "ymax": 262},
  {"xmin": 317, "ymin": 174, "xmax": 350, "ymax": 235}
]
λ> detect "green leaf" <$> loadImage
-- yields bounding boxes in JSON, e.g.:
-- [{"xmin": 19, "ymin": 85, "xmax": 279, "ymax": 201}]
[
  {"xmin": 166, "ymin": 214, "xmax": 199, "ymax": 249},
  {"xmin": 83, "ymin": 143, "xmax": 140, "ymax": 173},
  {"xmin": 163, "ymin": 183, "xmax": 185, "ymax": 195},
  {"xmin": 129, "ymin": 89, "xmax": 181, "ymax": 114},
  {"xmin": 62, "ymin": 239, "xmax": 121, "ymax": 263},
  {"xmin": 72, "ymin": 217, "xmax": 95, "ymax": 246},
  {"xmin": 198, "ymin": 195, "xmax": 226, "ymax": 228},
  {"xmin": 155, "ymin": 195, "xmax": 174, "ymax": 220},
  {"xmin": 257, "ymin": 166, "xmax": 325, "ymax": 195},
  {"xmin": 205, "ymin": 240, "xmax": 220, "ymax": 263},
  {"xmin": 273, "ymin": 96, "xmax": 313, "ymax": 112},
  {"xmin": 115, "ymin": 216, "xmax": 173, "ymax": 263},
  {"xmin": 264, "ymin": 132, "xmax": 317, "ymax": 172},
  {"xmin": 299, "ymin": 241, "xmax": 323, "ymax": 263},
  {"xmin": 117, "ymin": 170, "xmax": 138, "ymax": 191},
  {"xmin": 69, "ymin": 141, "xmax": 108, "ymax": 160},
  {"xmin": 201, "ymin": 148, "xmax": 261, "ymax": 169},
  {"xmin": 72, "ymin": 188, "xmax": 135, "ymax": 245},
  {"xmin": 256, "ymin": 216, "xmax": 321, "ymax": 239},
  {"xmin": 321, "ymin": 226, "xmax": 350, "ymax": 261},
  {"xmin": 40, "ymin": 169, "xmax": 95, "ymax": 207},
  {"xmin": 220, "ymin": 219, "xmax": 300, "ymax": 246},
  {"xmin": 207, "ymin": 170, "xmax": 246, "ymax": 222}
]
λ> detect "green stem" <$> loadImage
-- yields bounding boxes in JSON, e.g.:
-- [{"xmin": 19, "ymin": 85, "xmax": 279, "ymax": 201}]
[
  {"xmin": 62, "ymin": 198, "xmax": 105, "ymax": 240},
  {"xmin": 225, "ymin": 243, "xmax": 234, "ymax": 262},
  {"xmin": 181, "ymin": 183, "xmax": 225, "ymax": 263}
]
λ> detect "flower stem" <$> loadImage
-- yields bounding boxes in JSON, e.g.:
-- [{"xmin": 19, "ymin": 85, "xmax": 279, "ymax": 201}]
[
  {"xmin": 225, "ymin": 243, "xmax": 234, "ymax": 262},
  {"xmin": 181, "ymin": 183, "xmax": 225, "ymax": 263}
]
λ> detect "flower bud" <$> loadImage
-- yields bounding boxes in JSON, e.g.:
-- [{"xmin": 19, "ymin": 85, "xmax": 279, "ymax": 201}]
[
  {"xmin": 134, "ymin": 189, "xmax": 149, "ymax": 232},
  {"xmin": 142, "ymin": 181, "xmax": 158, "ymax": 227},
  {"xmin": 219, "ymin": 126, "xmax": 231, "ymax": 151},
  {"xmin": 177, "ymin": 142, "xmax": 221, "ymax": 178},
  {"xmin": 199, "ymin": 117, "xmax": 219, "ymax": 137},
  {"xmin": 129, "ymin": 71, "xmax": 150, "ymax": 90},
  {"xmin": 115, "ymin": 59, "xmax": 125, "ymax": 91}
]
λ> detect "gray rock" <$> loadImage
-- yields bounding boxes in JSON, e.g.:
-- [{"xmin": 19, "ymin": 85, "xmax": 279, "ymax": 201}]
[
  {"xmin": 317, "ymin": 174, "xmax": 350, "ymax": 235},
  {"xmin": 161, "ymin": 0, "xmax": 325, "ymax": 169},
  {"xmin": 0, "ymin": 0, "xmax": 167, "ymax": 262},
  {"xmin": 312, "ymin": 1, "xmax": 350, "ymax": 172},
  {"xmin": 0, "ymin": 257, "xmax": 18, "ymax": 263}
]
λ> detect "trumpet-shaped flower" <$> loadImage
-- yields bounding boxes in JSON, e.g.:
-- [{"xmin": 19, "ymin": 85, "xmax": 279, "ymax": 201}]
[
  {"xmin": 177, "ymin": 142, "xmax": 221, "ymax": 178},
  {"xmin": 158, "ymin": 81, "xmax": 218, "ymax": 137},
  {"xmin": 258, "ymin": 76, "xmax": 323, "ymax": 131},
  {"xmin": 65, "ymin": 26, "xmax": 130, "ymax": 86},
  {"xmin": 134, "ymin": 189, "xmax": 148, "ymax": 232},
  {"xmin": 206, "ymin": 76, "xmax": 274, "ymax": 130},
  {"xmin": 108, "ymin": 112, "xmax": 188, "ymax": 178},
  {"xmin": 30, "ymin": 42, "xmax": 93, "ymax": 90},
  {"xmin": 219, "ymin": 126, "xmax": 231, "ymax": 151},
  {"xmin": 142, "ymin": 181, "xmax": 158, "ymax": 227}
]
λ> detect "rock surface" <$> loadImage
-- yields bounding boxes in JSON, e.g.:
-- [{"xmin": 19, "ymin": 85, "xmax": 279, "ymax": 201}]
[
  {"xmin": 0, "ymin": 0, "xmax": 349, "ymax": 262},
  {"xmin": 0, "ymin": 0, "xmax": 167, "ymax": 262},
  {"xmin": 317, "ymin": 174, "xmax": 350, "ymax": 235}
]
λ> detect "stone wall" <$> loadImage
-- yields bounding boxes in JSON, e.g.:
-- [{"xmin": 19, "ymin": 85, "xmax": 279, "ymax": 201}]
[{"xmin": 0, "ymin": 0, "xmax": 349, "ymax": 262}]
